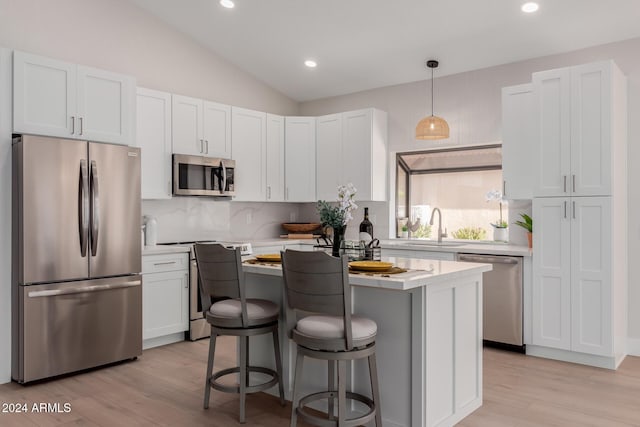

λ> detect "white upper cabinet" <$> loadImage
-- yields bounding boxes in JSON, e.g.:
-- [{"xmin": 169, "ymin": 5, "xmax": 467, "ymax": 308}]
[
  {"xmin": 13, "ymin": 51, "xmax": 135, "ymax": 145},
  {"xmin": 533, "ymin": 61, "xmax": 624, "ymax": 197},
  {"xmin": 316, "ymin": 113, "xmax": 343, "ymax": 201},
  {"xmin": 266, "ymin": 114, "xmax": 285, "ymax": 201},
  {"xmin": 285, "ymin": 116, "xmax": 316, "ymax": 202},
  {"xmin": 232, "ymin": 107, "xmax": 267, "ymax": 201},
  {"xmin": 203, "ymin": 101, "xmax": 231, "ymax": 158},
  {"xmin": 172, "ymin": 95, "xmax": 231, "ymax": 158},
  {"xmin": 501, "ymin": 83, "xmax": 535, "ymax": 200},
  {"xmin": 136, "ymin": 87, "xmax": 172, "ymax": 199},
  {"xmin": 316, "ymin": 108, "xmax": 387, "ymax": 202},
  {"xmin": 172, "ymin": 94, "xmax": 203, "ymax": 156}
]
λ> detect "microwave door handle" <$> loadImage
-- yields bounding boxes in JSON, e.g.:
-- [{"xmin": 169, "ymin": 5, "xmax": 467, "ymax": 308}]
[
  {"xmin": 90, "ymin": 160, "xmax": 100, "ymax": 257},
  {"xmin": 79, "ymin": 159, "xmax": 89, "ymax": 257},
  {"xmin": 221, "ymin": 161, "xmax": 227, "ymax": 194}
]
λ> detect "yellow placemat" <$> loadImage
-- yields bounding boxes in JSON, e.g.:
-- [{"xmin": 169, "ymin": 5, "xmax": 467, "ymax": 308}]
[
  {"xmin": 348, "ymin": 267, "xmax": 408, "ymax": 277},
  {"xmin": 245, "ymin": 258, "xmax": 281, "ymax": 266}
]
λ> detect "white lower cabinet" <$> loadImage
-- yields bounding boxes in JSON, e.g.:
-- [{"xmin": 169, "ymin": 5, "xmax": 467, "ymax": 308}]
[
  {"xmin": 532, "ymin": 197, "xmax": 624, "ymax": 367},
  {"xmin": 142, "ymin": 253, "xmax": 189, "ymax": 349}
]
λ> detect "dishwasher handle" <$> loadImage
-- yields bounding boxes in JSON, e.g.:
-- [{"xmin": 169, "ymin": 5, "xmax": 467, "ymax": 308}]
[{"xmin": 457, "ymin": 254, "xmax": 519, "ymax": 264}]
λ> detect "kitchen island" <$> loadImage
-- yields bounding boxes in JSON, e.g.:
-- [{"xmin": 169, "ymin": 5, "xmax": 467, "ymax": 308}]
[{"xmin": 242, "ymin": 256, "xmax": 491, "ymax": 427}]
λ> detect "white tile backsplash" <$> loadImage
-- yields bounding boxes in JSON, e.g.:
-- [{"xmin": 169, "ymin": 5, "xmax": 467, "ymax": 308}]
[{"xmin": 142, "ymin": 198, "xmax": 300, "ymax": 243}]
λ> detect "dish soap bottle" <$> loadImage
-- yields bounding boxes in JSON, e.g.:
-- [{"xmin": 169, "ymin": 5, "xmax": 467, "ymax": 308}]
[{"xmin": 144, "ymin": 216, "xmax": 158, "ymax": 246}]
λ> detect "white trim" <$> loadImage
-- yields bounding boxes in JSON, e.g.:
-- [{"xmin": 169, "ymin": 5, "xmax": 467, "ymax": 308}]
[
  {"xmin": 142, "ymin": 333, "xmax": 185, "ymax": 350},
  {"xmin": 627, "ymin": 338, "xmax": 640, "ymax": 356},
  {"xmin": 527, "ymin": 345, "xmax": 625, "ymax": 370}
]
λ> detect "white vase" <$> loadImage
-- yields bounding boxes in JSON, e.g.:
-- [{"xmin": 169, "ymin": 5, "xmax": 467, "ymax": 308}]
[{"xmin": 493, "ymin": 227, "xmax": 508, "ymax": 242}]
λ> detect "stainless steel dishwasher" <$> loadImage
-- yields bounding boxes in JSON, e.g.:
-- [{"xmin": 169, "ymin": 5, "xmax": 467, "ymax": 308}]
[{"xmin": 456, "ymin": 253, "xmax": 524, "ymax": 352}]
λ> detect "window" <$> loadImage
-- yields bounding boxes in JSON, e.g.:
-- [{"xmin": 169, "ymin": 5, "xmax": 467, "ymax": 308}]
[{"xmin": 395, "ymin": 145, "xmax": 507, "ymax": 241}]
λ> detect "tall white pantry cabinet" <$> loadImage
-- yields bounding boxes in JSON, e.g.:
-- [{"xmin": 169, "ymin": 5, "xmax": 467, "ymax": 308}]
[{"xmin": 529, "ymin": 61, "xmax": 627, "ymax": 369}]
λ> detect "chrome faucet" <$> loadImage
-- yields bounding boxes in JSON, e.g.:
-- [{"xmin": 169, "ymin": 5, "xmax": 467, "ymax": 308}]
[{"xmin": 429, "ymin": 207, "xmax": 445, "ymax": 243}]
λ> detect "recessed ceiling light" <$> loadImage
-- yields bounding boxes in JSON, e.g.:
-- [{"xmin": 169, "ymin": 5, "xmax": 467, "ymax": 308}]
[
  {"xmin": 521, "ymin": 2, "xmax": 539, "ymax": 13},
  {"xmin": 220, "ymin": 0, "xmax": 235, "ymax": 9},
  {"xmin": 304, "ymin": 60, "xmax": 317, "ymax": 68}
]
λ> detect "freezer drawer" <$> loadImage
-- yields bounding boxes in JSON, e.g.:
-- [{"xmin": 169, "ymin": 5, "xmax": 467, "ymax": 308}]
[{"xmin": 14, "ymin": 275, "xmax": 142, "ymax": 383}]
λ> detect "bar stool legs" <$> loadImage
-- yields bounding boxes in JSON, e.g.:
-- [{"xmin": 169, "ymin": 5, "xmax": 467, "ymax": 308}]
[
  {"xmin": 369, "ymin": 353, "xmax": 383, "ymax": 427},
  {"xmin": 272, "ymin": 329, "xmax": 286, "ymax": 406},
  {"xmin": 328, "ymin": 360, "xmax": 335, "ymax": 420},
  {"xmin": 203, "ymin": 333, "xmax": 217, "ymax": 409}
]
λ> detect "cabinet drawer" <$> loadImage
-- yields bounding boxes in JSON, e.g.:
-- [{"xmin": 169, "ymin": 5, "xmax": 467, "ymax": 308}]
[{"xmin": 142, "ymin": 253, "xmax": 189, "ymax": 274}]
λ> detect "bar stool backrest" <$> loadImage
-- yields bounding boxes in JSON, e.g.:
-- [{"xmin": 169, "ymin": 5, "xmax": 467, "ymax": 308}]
[
  {"xmin": 194, "ymin": 243, "xmax": 248, "ymax": 327},
  {"xmin": 281, "ymin": 250, "xmax": 353, "ymax": 350}
]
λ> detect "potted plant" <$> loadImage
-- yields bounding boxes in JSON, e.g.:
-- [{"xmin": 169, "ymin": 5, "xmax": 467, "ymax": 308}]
[
  {"xmin": 401, "ymin": 225, "xmax": 409, "ymax": 238},
  {"xmin": 317, "ymin": 183, "xmax": 358, "ymax": 256},
  {"xmin": 486, "ymin": 189, "xmax": 508, "ymax": 242},
  {"xmin": 514, "ymin": 213, "xmax": 533, "ymax": 248}
]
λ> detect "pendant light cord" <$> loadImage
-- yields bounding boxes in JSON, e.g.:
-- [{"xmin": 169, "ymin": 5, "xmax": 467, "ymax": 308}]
[{"xmin": 431, "ymin": 66, "xmax": 434, "ymax": 117}]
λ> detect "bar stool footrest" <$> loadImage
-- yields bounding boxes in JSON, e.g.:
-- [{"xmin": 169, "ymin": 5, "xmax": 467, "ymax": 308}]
[
  {"xmin": 209, "ymin": 366, "xmax": 279, "ymax": 394},
  {"xmin": 297, "ymin": 390, "xmax": 376, "ymax": 427}
]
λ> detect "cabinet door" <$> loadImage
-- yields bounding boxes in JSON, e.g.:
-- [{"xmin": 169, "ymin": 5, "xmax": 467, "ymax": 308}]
[
  {"xmin": 266, "ymin": 114, "xmax": 285, "ymax": 201},
  {"xmin": 533, "ymin": 68, "xmax": 572, "ymax": 197},
  {"xmin": 172, "ymin": 94, "xmax": 204, "ymax": 156},
  {"xmin": 341, "ymin": 109, "xmax": 387, "ymax": 201},
  {"xmin": 77, "ymin": 66, "xmax": 134, "ymax": 145},
  {"xmin": 571, "ymin": 63, "xmax": 612, "ymax": 197},
  {"xmin": 570, "ymin": 197, "xmax": 612, "ymax": 356},
  {"xmin": 232, "ymin": 107, "xmax": 267, "ymax": 201},
  {"xmin": 316, "ymin": 113, "xmax": 343, "ymax": 200},
  {"xmin": 202, "ymin": 101, "xmax": 231, "ymax": 158},
  {"xmin": 285, "ymin": 117, "xmax": 316, "ymax": 202},
  {"xmin": 532, "ymin": 198, "xmax": 571, "ymax": 350},
  {"xmin": 13, "ymin": 51, "xmax": 76, "ymax": 138},
  {"xmin": 143, "ymin": 270, "xmax": 189, "ymax": 340},
  {"xmin": 136, "ymin": 88, "xmax": 172, "ymax": 199},
  {"xmin": 501, "ymin": 84, "xmax": 535, "ymax": 200}
]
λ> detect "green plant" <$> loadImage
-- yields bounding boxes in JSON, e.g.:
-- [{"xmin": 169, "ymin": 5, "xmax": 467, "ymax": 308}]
[
  {"xmin": 412, "ymin": 223, "xmax": 432, "ymax": 238},
  {"xmin": 401, "ymin": 225, "xmax": 408, "ymax": 232},
  {"xmin": 316, "ymin": 183, "xmax": 357, "ymax": 229},
  {"xmin": 452, "ymin": 227, "xmax": 487, "ymax": 240},
  {"xmin": 514, "ymin": 213, "xmax": 533, "ymax": 232},
  {"xmin": 492, "ymin": 220, "xmax": 508, "ymax": 228}
]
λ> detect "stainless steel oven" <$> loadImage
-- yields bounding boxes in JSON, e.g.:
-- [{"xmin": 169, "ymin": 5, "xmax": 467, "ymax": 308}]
[{"xmin": 173, "ymin": 154, "xmax": 235, "ymax": 197}]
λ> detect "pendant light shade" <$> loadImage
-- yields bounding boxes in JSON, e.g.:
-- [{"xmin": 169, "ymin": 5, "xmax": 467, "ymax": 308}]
[{"xmin": 416, "ymin": 60, "xmax": 449, "ymax": 140}]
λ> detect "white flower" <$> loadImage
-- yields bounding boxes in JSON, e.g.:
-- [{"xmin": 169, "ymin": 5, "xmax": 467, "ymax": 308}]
[{"xmin": 485, "ymin": 189, "xmax": 502, "ymax": 202}]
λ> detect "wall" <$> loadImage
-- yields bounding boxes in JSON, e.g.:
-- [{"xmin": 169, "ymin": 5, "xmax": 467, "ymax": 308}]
[
  {"xmin": 300, "ymin": 37, "xmax": 640, "ymax": 343},
  {"xmin": 0, "ymin": 0, "xmax": 298, "ymax": 115},
  {"xmin": 0, "ymin": 0, "xmax": 301, "ymax": 384}
]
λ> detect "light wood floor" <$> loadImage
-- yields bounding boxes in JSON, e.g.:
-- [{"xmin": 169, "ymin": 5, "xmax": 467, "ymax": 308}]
[{"xmin": 1, "ymin": 337, "xmax": 639, "ymax": 426}]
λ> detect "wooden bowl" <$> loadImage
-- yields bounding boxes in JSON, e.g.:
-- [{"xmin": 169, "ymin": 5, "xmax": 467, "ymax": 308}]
[{"xmin": 281, "ymin": 222, "xmax": 322, "ymax": 233}]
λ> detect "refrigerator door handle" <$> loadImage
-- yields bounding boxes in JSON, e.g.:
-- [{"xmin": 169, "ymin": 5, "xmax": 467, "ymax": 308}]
[
  {"xmin": 90, "ymin": 160, "xmax": 100, "ymax": 257},
  {"xmin": 27, "ymin": 279, "xmax": 141, "ymax": 298},
  {"xmin": 221, "ymin": 160, "xmax": 227, "ymax": 194},
  {"xmin": 79, "ymin": 159, "xmax": 89, "ymax": 257}
]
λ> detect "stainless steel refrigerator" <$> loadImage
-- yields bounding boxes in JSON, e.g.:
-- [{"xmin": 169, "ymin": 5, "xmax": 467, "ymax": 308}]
[{"xmin": 12, "ymin": 135, "xmax": 142, "ymax": 383}]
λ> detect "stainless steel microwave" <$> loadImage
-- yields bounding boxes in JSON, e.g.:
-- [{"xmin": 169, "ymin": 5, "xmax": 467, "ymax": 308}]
[{"xmin": 173, "ymin": 154, "xmax": 235, "ymax": 196}]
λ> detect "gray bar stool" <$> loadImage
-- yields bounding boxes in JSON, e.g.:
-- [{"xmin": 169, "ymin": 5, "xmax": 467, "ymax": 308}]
[
  {"xmin": 281, "ymin": 249, "xmax": 382, "ymax": 427},
  {"xmin": 194, "ymin": 243, "xmax": 285, "ymax": 424}
]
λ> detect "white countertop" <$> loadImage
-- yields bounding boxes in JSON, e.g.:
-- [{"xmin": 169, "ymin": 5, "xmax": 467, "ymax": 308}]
[
  {"xmin": 379, "ymin": 239, "xmax": 532, "ymax": 257},
  {"xmin": 142, "ymin": 245, "xmax": 191, "ymax": 256},
  {"xmin": 242, "ymin": 256, "xmax": 491, "ymax": 291}
]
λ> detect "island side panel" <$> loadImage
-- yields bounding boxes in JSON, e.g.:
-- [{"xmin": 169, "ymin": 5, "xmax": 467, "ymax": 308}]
[
  {"xmin": 421, "ymin": 273, "xmax": 483, "ymax": 427},
  {"xmin": 352, "ymin": 286, "xmax": 413, "ymax": 427}
]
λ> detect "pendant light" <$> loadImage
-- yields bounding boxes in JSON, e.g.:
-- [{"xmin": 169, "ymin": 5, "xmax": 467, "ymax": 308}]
[{"xmin": 416, "ymin": 60, "xmax": 449, "ymax": 140}]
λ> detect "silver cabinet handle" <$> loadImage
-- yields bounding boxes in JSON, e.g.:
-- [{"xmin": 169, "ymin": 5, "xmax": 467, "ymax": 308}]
[
  {"xmin": 79, "ymin": 159, "xmax": 89, "ymax": 257},
  {"xmin": 572, "ymin": 175, "xmax": 576, "ymax": 193},
  {"xmin": 267, "ymin": 186, "xmax": 271, "ymax": 200},
  {"xmin": 71, "ymin": 116, "xmax": 76, "ymax": 135},
  {"xmin": 286, "ymin": 187, "xmax": 289, "ymax": 200},
  {"xmin": 168, "ymin": 181, "xmax": 171, "ymax": 195},
  {"xmin": 79, "ymin": 117, "xmax": 83, "ymax": 136},
  {"xmin": 199, "ymin": 139, "xmax": 204, "ymax": 153},
  {"xmin": 564, "ymin": 201, "xmax": 567, "ymax": 219},
  {"xmin": 28, "ymin": 280, "xmax": 141, "ymax": 298},
  {"xmin": 90, "ymin": 160, "xmax": 100, "ymax": 257},
  {"xmin": 205, "ymin": 140, "xmax": 209, "ymax": 154},
  {"xmin": 563, "ymin": 175, "xmax": 567, "ymax": 193},
  {"xmin": 185, "ymin": 273, "xmax": 188, "ymax": 288},
  {"xmin": 503, "ymin": 180, "xmax": 506, "ymax": 197},
  {"xmin": 458, "ymin": 255, "xmax": 519, "ymax": 264},
  {"xmin": 572, "ymin": 201, "xmax": 576, "ymax": 219},
  {"xmin": 153, "ymin": 261, "xmax": 177, "ymax": 266}
]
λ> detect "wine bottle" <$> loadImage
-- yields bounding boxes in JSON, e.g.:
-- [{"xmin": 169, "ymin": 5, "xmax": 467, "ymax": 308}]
[{"xmin": 359, "ymin": 207, "xmax": 373, "ymax": 244}]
